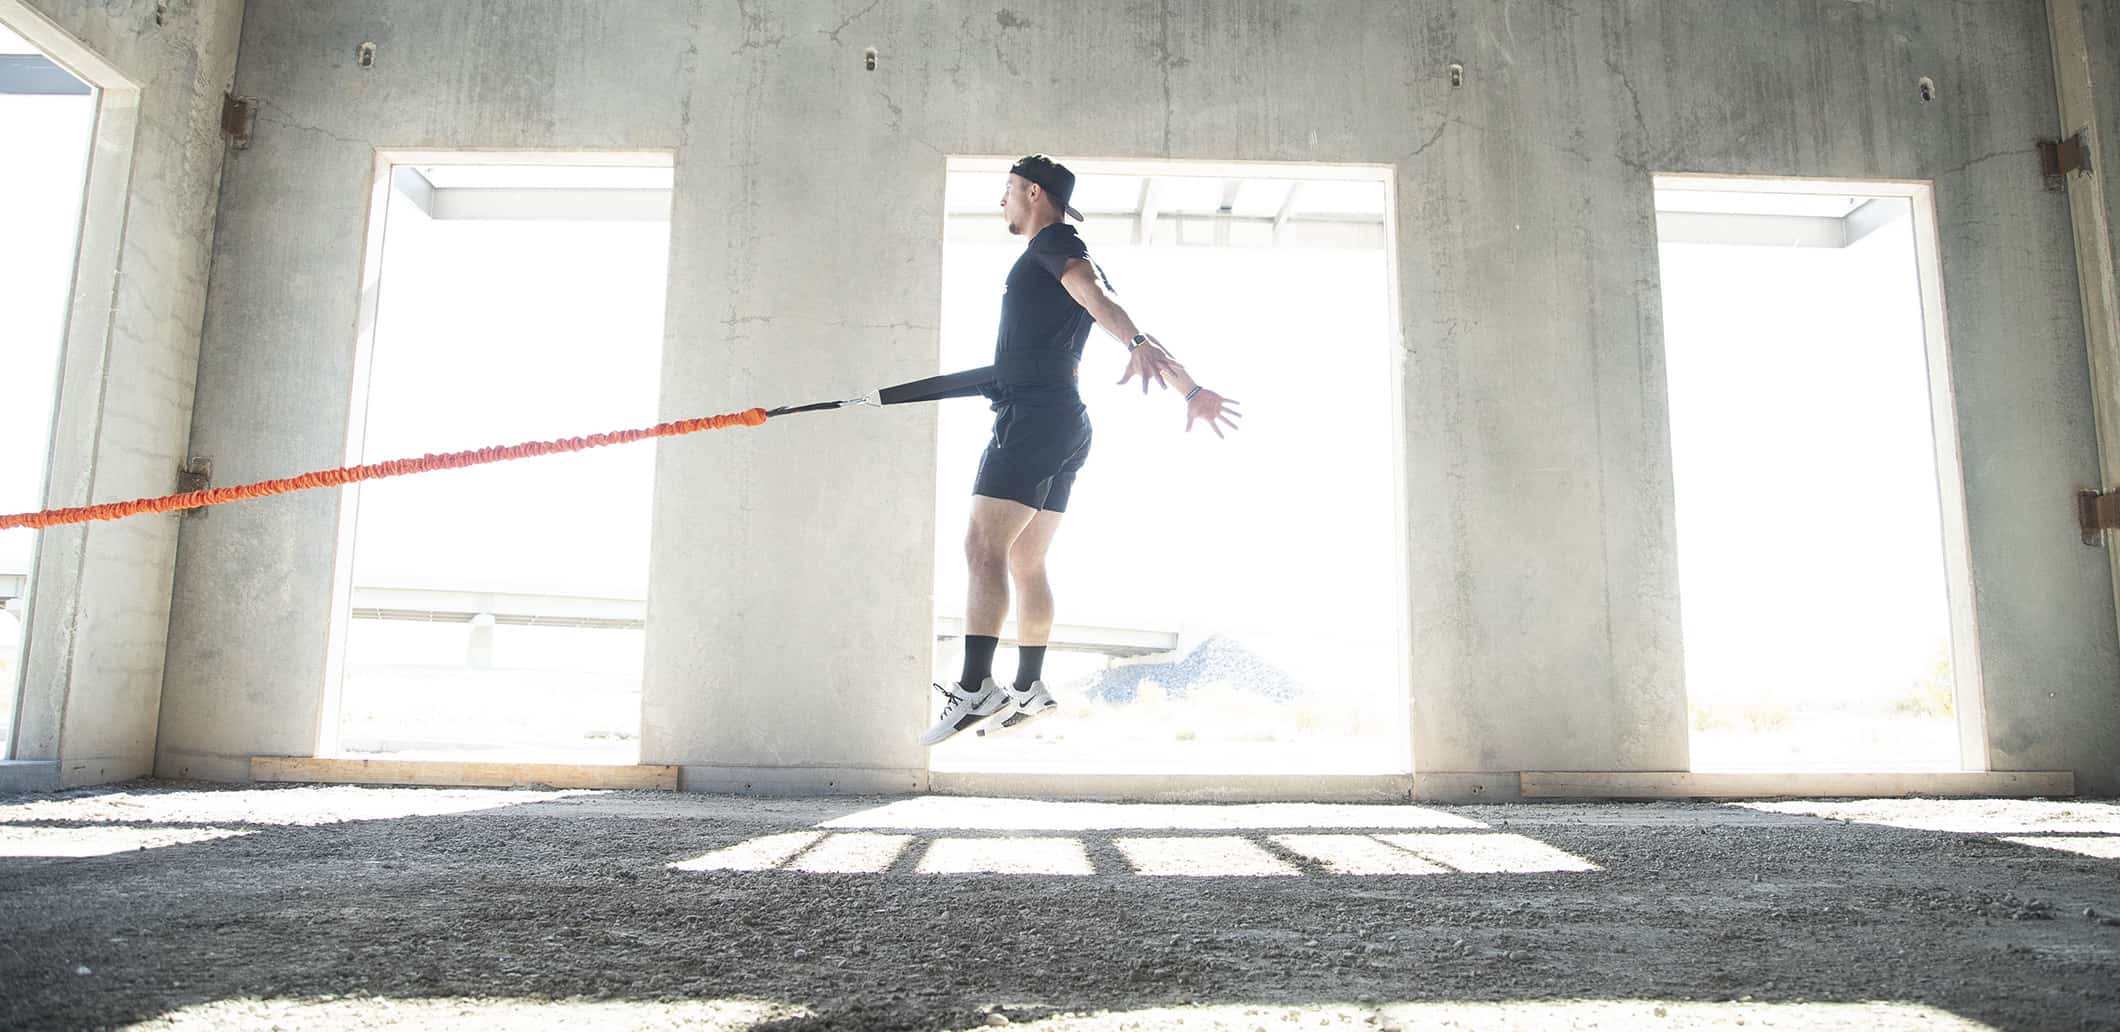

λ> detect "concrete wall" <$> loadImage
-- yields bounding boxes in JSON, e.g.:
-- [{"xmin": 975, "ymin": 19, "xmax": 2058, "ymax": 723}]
[
  {"xmin": 7, "ymin": 0, "xmax": 244, "ymax": 786},
  {"xmin": 2069, "ymin": 0, "xmax": 2120, "ymax": 789},
  {"xmin": 155, "ymin": 2, "xmax": 695, "ymax": 781},
  {"xmin": 2094, "ymin": 1, "xmax": 2120, "ymax": 326},
  {"xmin": 160, "ymin": 0, "xmax": 2120, "ymax": 793}
]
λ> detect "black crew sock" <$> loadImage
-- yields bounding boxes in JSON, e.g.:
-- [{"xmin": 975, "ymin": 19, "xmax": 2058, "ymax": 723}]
[
  {"xmin": 1015, "ymin": 646, "xmax": 1047, "ymax": 691},
  {"xmin": 960, "ymin": 635, "xmax": 1000, "ymax": 693}
]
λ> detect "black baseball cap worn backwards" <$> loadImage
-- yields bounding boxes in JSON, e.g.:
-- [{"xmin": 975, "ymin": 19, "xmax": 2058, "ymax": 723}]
[{"xmin": 1011, "ymin": 154, "xmax": 1085, "ymax": 222}]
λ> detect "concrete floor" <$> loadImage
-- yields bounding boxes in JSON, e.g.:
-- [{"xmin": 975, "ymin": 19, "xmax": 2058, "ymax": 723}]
[{"xmin": 1, "ymin": 783, "xmax": 2117, "ymax": 1031}]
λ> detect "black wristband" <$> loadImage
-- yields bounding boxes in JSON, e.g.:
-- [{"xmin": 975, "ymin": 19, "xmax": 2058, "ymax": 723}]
[{"xmin": 1185, "ymin": 385, "xmax": 1204, "ymax": 401}]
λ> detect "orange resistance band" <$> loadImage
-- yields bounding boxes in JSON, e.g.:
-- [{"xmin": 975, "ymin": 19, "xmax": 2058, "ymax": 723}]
[{"xmin": 0, "ymin": 407, "xmax": 771, "ymax": 532}]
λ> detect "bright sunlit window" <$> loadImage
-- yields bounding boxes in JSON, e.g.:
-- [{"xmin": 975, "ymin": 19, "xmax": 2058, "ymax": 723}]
[
  {"xmin": 1654, "ymin": 176, "xmax": 1975, "ymax": 771},
  {"xmin": 928, "ymin": 158, "xmax": 1409, "ymax": 776},
  {"xmin": 329, "ymin": 157, "xmax": 673, "ymax": 763},
  {"xmin": 0, "ymin": 21, "xmax": 95, "ymax": 757}
]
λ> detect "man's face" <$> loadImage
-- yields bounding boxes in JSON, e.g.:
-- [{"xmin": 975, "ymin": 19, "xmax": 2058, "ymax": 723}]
[{"xmin": 1000, "ymin": 173, "xmax": 1038, "ymax": 236}]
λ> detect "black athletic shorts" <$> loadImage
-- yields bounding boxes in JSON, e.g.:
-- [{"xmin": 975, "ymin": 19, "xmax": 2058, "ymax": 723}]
[{"xmin": 972, "ymin": 396, "xmax": 1093, "ymax": 512}]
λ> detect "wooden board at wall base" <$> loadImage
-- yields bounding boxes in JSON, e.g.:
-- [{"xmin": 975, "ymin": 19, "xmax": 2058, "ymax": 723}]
[
  {"xmin": 1520, "ymin": 770, "xmax": 2074, "ymax": 800},
  {"xmin": 251, "ymin": 756, "xmax": 678, "ymax": 791}
]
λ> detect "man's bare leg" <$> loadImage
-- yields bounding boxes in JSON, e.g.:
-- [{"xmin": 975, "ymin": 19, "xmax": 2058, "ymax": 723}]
[
  {"xmin": 1008, "ymin": 509, "xmax": 1066, "ymax": 646},
  {"xmin": 921, "ymin": 495, "xmax": 1040, "ymax": 746},
  {"xmin": 965, "ymin": 495, "xmax": 1038, "ymax": 637},
  {"xmin": 983, "ymin": 507, "xmax": 1067, "ymax": 732}
]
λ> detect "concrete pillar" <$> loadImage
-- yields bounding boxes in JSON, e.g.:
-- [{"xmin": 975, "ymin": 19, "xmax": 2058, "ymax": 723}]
[
  {"xmin": 2045, "ymin": 0, "xmax": 2120, "ymax": 646},
  {"xmin": 6, "ymin": 0, "xmax": 246, "ymax": 786}
]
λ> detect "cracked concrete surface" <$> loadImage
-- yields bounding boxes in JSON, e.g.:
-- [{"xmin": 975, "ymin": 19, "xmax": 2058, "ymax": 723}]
[{"xmin": 1, "ymin": 785, "xmax": 2118, "ymax": 1030}]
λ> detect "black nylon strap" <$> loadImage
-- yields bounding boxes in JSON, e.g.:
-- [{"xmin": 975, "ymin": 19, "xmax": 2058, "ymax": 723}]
[
  {"xmin": 763, "ymin": 400, "xmax": 854, "ymax": 417},
  {"xmin": 877, "ymin": 365, "xmax": 999, "ymax": 405},
  {"xmin": 768, "ymin": 358, "xmax": 1078, "ymax": 418},
  {"xmin": 994, "ymin": 350, "xmax": 1080, "ymax": 386}
]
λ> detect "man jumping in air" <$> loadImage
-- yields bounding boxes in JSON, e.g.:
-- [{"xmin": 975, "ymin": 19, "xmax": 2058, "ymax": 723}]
[{"xmin": 922, "ymin": 155, "xmax": 1243, "ymax": 746}]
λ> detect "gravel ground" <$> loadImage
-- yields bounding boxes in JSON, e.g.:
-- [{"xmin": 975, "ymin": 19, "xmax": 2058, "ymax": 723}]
[{"xmin": 1, "ymin": 783, "xmax": 2117, "ymax": 1031}]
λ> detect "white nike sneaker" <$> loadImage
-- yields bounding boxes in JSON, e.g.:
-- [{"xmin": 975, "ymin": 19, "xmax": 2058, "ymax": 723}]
[
  {"xmin": 978, "ymin": 679, "xmax": 1057, "ymax": 737},
  {"xmin": 920, "ymin": 677, "xmax": 1006, "ymax": 746}
]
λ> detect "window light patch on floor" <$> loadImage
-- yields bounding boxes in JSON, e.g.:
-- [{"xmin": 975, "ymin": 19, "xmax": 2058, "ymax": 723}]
[
  {"xmin": 124, "ymin": 996, "xmax": 811, "ymax": 1031},
  {"xmin": 915, "ymin": 836, "xmax": 1095, "ymax": 876},
  {"xmin": 1733, "ymin": 799, "xmax": 2120, "ymax": 835},
  {"xmin": 0, "ymin": 824, "xmax": 253, "ymax": 859},
  {"xmin": 1375, "ymin": 833, "xmax": 1602, "ymax": 874},
  {"xmin": 1112, "ymin": 835, "xmax": 1303, "ymax": 877},
  {"xmin": 669, "ymin": 831, "xmax": 824, "ymax": 873},
  {"xmin": 1999, "ymin": 836, "xmax": 2120, "ymax": 861},
  {"xmin": 0, "ymin": 786, "xmax": 598, "ymax": 827},
  {"xmin": 899, "ymin": 1000, "xmax": 2001, "ymax": 1032},
  {"xmin": 784, "ymin": 832, "xmax": 912, "ymax": 874},
  {"xmin": 821, "ymin": 797, "xmax": 1483, "ymax": 832},
  {"xmin": 1269, "ymin": 834, "xmax": 1451, "ymax": 876}
]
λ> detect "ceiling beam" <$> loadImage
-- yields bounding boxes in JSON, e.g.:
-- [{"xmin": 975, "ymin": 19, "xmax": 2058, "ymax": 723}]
[
  {"xmin": 0, "ymin": 53, "xmax": 88, "ymax": 96},
  {"xmin": 427, "ymin": 187, "xmax": 672, "ymax": 221},
  {"xmin": 1655, "ymin": 210, "xmax": 1848, "ymax": 248},
  {"xmin": 1135, "ymin": 178, "xmax": 1161, "ymax": 245},
  {"xmin": 391, "ymin": 166, "xmax": 438, "ymax": 218},
  {"xmin": 1273, "ymin": 182, "xmax": 1304, "ymax": 245},
  {"xmin": 1841, "ymin": 198, "xmax": 1908, "ymax": 247}
]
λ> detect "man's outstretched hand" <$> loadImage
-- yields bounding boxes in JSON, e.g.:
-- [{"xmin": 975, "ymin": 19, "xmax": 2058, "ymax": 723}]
[
  {"xmin": 1114, "ymin": 333, "xmax": 1240, "ymax": 437},
  {"xmin": 1118, "ymin": 336, "xmax": 1184, "ymax": 395},
  {"xmin": 1186, "ymin": 390, "xmax": 1243, "ymax": 438}
]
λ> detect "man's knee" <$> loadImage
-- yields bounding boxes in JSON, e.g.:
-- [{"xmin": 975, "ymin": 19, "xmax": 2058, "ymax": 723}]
[
  {"xmin": 965, "ymin": 523, "xmax": 1011, "ymax": 566},
  {"xmin": 1008, "ymin": 546, "xmax": 1045, "ymax": 581}
]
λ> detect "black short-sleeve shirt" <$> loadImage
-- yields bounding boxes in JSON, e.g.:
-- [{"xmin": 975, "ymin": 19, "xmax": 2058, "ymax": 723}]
[{"xmin": 991, "ymin": 224, "xmax": 1108, "ymax": 400}]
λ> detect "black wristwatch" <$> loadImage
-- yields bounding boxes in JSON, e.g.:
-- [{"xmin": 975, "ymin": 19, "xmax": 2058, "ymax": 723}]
[{"xmin": 1128, "ymin": 333, "xmax": 1150, "ymax": 351}]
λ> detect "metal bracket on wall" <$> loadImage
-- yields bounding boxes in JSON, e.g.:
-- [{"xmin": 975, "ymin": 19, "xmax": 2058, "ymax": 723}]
[
  {"xmin": 177, "ymin": 457, "xmax": 212, "ymax": 519},
  {"xmin": 220, "ymin": 92, "xmax": 256, "ymax": 149},
  {"xmin": 2080, "ymin": 488, "xmax": 2119, "ymax": 546},
  {"xmin": 2039, "ymin": 130, "xmax": 2091, "ymax": 178}
]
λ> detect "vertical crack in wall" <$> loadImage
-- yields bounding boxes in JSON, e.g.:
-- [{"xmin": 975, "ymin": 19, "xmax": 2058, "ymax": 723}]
[{"xmin": 1158, "ymin": 0, "xmax": 1174, "ymax": 155}]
